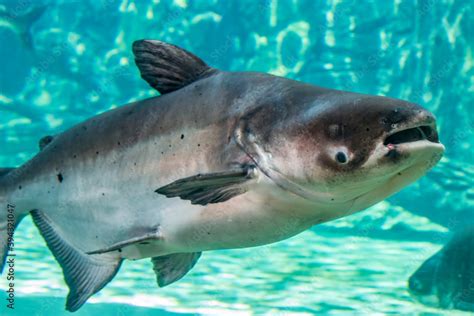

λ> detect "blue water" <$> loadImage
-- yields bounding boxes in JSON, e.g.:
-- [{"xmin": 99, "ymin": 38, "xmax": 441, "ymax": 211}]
[{"xmin": 0, "ymin": 0, "xmax": 473, "ymax": 315}]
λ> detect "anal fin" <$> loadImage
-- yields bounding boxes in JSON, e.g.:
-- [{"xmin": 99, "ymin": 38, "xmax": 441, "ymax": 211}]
[
  {"xmin": 31, "ymin": 210, "xmax": 122, "ymax": 312},
  {"xmin": 152, "ymin": 252, "xmax": 202, "ymax": 287}
]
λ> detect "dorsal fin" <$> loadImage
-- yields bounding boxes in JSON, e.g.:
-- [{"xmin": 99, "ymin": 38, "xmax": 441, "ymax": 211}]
[
  {"xmin": 0, "ymin": 168, "xmax": 14, "ymax": 178},
  {"xmin": 39, "ymin": 135, "xmax": 54, "ymax": 151},
  {"xmin": 132, "ymin": 40, "xmax": 217, "ymax": 94}
]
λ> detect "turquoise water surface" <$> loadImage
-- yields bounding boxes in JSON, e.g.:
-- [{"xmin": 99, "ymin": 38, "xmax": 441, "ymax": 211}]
[{"xmin": 0, "ymin": 0, "xmax": 473, "ymax": 315}]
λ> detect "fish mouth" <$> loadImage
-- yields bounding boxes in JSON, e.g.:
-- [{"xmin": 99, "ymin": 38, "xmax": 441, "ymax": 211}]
[{"xmin": 384, "ymin": 125, "xmax": 439, "ymax": 146}]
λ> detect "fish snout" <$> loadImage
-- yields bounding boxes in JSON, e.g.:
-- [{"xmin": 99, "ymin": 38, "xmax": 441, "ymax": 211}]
[
  {"xmin": 382, "ymin": 106, "xmax": 441, "ymax": 147},
  {"xmin": 408, "ymin": 275, "xmax": 427, "ymax": 295}
]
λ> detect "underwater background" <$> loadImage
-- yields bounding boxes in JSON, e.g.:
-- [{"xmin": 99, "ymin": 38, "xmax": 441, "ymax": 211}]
[{"xmin": 0, "ymin": 0, "xmax": 473, "ymax": 315}]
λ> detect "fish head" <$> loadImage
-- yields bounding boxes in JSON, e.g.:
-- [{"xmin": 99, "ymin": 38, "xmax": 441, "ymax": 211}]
[
  {"xmin": 258, "ymin": 91, "xmax": 445, "ymax": 211},
  {"xmin": 407, "ymin": 236, "xmax": 474, "ymax": 311}
]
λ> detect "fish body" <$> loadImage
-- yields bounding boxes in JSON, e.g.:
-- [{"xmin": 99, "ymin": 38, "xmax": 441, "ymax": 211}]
[{"xmin": 0, "ymin": 40, "xmax": 445, "ymax": 311}]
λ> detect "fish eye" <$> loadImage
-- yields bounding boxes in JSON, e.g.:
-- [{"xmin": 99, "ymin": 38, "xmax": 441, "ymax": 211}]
[{"xmin": 335, "ymin": 151, "xmax": 348, "ymax": 164}]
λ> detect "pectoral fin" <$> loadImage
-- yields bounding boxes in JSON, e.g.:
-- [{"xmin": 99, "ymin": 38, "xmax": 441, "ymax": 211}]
[
  {"xmin": 155, "ymin": 165, "xmax": 258, "ymax": 205},
  {"xmin": 86, "ymin": 228, "xmax": 163, "ymax": 259},
  {"xmin": 152, "ymin": 252, "xmax": 202, "ymax": 287}
]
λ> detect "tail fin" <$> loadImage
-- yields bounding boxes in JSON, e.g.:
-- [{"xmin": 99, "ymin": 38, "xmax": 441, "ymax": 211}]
[
  {"xmin": 17, "ymin": 5, "xmax": 48, "ymax": 50},
  {"xmin": 0, "ymin": 5, "xmax": 48, "ymax": 50},
  {"xmin": 0, "ymin": 168, "xmax": 18, "ymax": 273}
]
